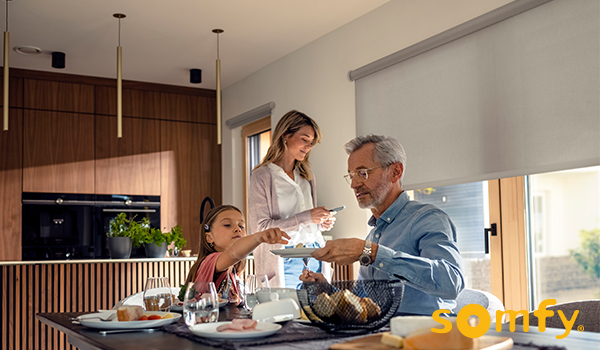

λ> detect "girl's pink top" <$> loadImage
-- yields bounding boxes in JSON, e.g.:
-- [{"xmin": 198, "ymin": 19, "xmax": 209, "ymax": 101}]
[{"xmin": 194, "ymin": 252, "xmax": 241, "ymax": 304}]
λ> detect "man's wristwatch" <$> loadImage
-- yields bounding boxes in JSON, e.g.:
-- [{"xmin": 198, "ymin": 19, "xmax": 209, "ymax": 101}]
[{"xmin": 359, "ymin": 240, "xmax": 373, "ymax": 266}]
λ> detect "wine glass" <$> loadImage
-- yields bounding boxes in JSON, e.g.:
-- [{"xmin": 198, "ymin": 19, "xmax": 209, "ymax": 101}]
[
  {"xmin": 243, "ymin": 274, "xmax": 269, "ymax": 311},
  {"xmin": 183, "ymin": 281, "xmax": 219, "ymax": 327},
  {"xmin": 143, "ymin": 277, "xmax": 173, "ymax": 312}
]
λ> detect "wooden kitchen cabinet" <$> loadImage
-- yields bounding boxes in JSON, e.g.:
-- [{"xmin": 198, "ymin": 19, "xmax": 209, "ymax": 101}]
[
  {"xmin": 95, "ymin": 86, "xmax": 160, "ymax": 119},
  {"xmin": 95, "ymin": 115, "xmax": 161, "ymax": 195},
  {"xmin": 160, "ymin": 91, "xmax": 216, "ymax": 123},
  {"xmin": 23, "ymin": 110, "xmax": 95, "ymax": 193},
  {"xmin": 24, "ymin": 79, "xmax": 94, "ymax": 113},
  {"xmin": 161, "ymin": 120, "xmax": 221, "ymax": 253},
  {"xmin": 0, "ymin": 109, "xmax": 22, "ymax": 261}
]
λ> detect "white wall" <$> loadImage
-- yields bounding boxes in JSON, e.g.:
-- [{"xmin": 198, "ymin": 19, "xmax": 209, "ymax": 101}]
[{"xmin": 221, "ymin": 0, "xmax": 514, "ymax": 240}]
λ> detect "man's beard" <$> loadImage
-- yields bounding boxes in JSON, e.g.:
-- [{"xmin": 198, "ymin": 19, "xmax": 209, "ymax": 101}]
[{"xmin": 356, "ymin": 174, "xmax": 392, "ymax": 210}]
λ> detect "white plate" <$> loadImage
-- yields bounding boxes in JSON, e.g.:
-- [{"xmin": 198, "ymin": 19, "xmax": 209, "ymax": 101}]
[
  {"xmin": 79, "ymin": 311, "xmax": 181, "ymax": 330},
  {"xmin": 270, "ymin": 248, "xmax": 318, "ymax": 258},
  {"xmin": 171, "ymin": 299, "xmax": 227, "ymax": 312},
  {"xmin": 190, "ymin": 321, "xmax": 281, "ymax": 340}
]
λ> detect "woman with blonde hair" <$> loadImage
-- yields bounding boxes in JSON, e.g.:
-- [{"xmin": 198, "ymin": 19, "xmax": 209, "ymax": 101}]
[{"xmin": 249, "ymin": 110, "xmax": 336, "ymax": 288}]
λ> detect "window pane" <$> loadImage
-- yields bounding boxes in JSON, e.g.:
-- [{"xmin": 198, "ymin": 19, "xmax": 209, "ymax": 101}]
[
  {"xmin": 408, "ymin": 181, "xmax": 491, "ymax": 293},
  {"xmin": 527, "ymin": 166, "xmax": 600, "ymax": 306}
]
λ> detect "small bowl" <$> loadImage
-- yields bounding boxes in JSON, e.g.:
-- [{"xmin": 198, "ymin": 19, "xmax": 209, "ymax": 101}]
[
  {"xmin": 180, "ymin": 250, "xmax": 192, "ymax": 257},
  {"xmin": 256, "ymin": 288, "xmax": 299, "ymax": 304}
]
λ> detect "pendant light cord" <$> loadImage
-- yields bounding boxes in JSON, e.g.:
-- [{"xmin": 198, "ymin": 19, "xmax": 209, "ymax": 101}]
[
  {"xmin": 118, "ymin": 18, "xmax": 121, "ymax": 46},
  {"xmin": 216, "ymin": 33, "xmax": 220, "ymax": 60},
  {"xmin": 5, "ymin": 0, "xmax": 8, "ymax": 32}
]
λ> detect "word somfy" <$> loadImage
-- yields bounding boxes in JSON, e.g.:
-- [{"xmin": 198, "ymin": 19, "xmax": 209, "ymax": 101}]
[{"xmin": 432, "ymin": 299, "xmax": 578, "ymax": 339}]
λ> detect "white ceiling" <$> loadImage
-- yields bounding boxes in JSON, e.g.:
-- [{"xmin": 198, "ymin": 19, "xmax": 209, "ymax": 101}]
[{"xmin": 6, "ymin": 0, "xmax": 390, "ymax": 89}]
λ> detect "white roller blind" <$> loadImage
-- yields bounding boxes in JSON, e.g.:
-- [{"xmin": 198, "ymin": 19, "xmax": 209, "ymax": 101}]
[{"xmin": 353, "ymin": 0, "xmax": 599, "ymax": 190}]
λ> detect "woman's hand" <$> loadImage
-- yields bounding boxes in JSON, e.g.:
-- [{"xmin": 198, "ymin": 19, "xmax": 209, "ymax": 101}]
[
  {"xmin": 299, "ymin": 269, "xmax": 327, "ymax": 283},
  {"xmin": 310, "ymin": 206, "xmax": 333, "ymax": 224},
  {"xmin": 254, "ymin": 228, "xmax": 290, "ymax": 245}
]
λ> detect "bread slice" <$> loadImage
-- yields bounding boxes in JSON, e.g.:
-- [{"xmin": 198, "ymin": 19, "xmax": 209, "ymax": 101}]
[
  {"xmin": 360, "ymin": 297, "xmax": 381, "ymax": 319},
  {"xmin": 313, "ymin": 293, "xmax": 336, "ymax": 318},
  {"xmin": 333, "ymin": 289, "xmax": 366, "ymax": 323},
  {"xmin": 116, "ymin": 305, "xmax": 144, "ymax": 321}
]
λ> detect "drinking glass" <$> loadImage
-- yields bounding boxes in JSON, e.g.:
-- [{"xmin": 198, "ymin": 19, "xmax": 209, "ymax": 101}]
[
  {"xmin": 243, "ymin": 274, "xmax": 269, "ymax": 311},
  {"xmin": 143, "ymin": 277, "xmax": 172, "ymax": 312},
  {"xmin": 183, "ymin": 281, "xmax": 219, "ymax": 327}
]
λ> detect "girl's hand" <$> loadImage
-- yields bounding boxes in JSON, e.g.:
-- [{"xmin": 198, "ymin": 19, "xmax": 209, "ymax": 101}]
[
  {"xmin": 299, "ymin": 269, "xmax": 327, "ymax": 282},
  {"xmin": 320, "ymin": 216, "xmax": 336, "ymax": 231},
  {"xmin": 310, "ymin": 206, "xmax": 332, "ymax": 224},
  {"xmin": 254, "ymin": 228, "xmax": 290, "ymax": 245}
]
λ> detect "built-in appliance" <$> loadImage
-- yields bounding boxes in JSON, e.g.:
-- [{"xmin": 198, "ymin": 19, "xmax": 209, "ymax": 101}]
[{"xmin": 22, "ymin": 193, "xmax": 160, "ymax": 260}]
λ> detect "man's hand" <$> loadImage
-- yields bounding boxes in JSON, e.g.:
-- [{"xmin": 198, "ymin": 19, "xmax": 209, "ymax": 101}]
[
  {"xmin": 299, "ymin": 269, "xmax": 327, "ymax": 283},
  {"xmin": 311, "ymin": 238, "xmax": 365, "ymax": 265}
]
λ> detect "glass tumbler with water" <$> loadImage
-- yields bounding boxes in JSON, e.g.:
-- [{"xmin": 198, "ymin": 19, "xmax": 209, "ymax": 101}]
[
  {"xmin": 183, "ymin": 281, "xmax": 219, "ymax": 326},
  {"xmin": 243, "ymin": 274, "xmax": 269, "ymax": 311},
  {"xmin": 143, "ymin": 277, "xmax": 172, "ymax": 312}
]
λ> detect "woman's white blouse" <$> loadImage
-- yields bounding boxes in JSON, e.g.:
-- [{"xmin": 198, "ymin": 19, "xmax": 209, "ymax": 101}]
[{"xmin": 267, "ymin": 163, "xmax": 324, "ymax": 247}]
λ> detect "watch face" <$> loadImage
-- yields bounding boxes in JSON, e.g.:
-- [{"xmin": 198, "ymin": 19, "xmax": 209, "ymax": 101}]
[{"xmin": 359, "ymin": 253, "xmax": 371, "ymax": 266}]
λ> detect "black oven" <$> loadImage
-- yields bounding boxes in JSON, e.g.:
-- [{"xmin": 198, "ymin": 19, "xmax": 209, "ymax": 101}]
[{"xmin": 22, "ymin": 193, "xmax": 160, "ymax": 260}]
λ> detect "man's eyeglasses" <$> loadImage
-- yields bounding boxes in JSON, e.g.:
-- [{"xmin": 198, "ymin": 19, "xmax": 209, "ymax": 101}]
[{"xmin": 344, "ymin": 166, "xmax": 383, "ymax": 185}]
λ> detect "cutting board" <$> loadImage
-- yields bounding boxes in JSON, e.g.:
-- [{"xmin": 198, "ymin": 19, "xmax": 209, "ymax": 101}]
[{"xmin": 329, "ymin": 332, "xmax": 513, "ymax": 350}]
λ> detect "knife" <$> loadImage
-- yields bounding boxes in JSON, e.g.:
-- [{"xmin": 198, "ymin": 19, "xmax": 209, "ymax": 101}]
[{"xmin": 99, "ymin": 328, "xmax": 158, "ymax": 335}]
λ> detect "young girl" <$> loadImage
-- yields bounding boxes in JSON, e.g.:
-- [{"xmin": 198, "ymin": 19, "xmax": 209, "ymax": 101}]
[{"xmin": 184, "ymin": 205, "xmax": 289, "ymax": 305}]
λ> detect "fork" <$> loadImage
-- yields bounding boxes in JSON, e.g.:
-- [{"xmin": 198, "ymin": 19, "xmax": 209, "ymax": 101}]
[
  {"xmin": 302, "ymin": 257, "xmax": 311, "ymax": 274},
  {"xmin": 71, "ymin": 313, "xmax": 117, "ymax": 322}
]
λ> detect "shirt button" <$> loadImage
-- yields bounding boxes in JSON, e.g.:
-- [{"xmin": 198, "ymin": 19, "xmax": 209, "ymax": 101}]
[
  {"xmin": 375, "ymin": 234, "xmax": 379, "ymax": 238},
  {"xmin": 379, "ymin": 263, "xmax": 384, "ymax": 268}
]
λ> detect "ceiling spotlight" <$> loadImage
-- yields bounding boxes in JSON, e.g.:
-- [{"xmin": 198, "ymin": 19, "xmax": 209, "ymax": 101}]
[
  {"xmin": 51, "ymin": 52, "xmax": 66, "ymax": 69},
  {"xmin": 190, "ymin": 69, "xmax": 202, "ymax": 84},
  {"xmin": 14, "ymin": 45, "xmax": 42, "ymax": 55}
]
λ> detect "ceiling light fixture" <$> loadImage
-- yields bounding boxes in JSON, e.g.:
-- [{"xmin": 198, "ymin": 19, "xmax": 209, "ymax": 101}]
[
  {"xmin": 190, "ymin": 68, "xmax": 202, "ymax": 84},
  {"xmin": 212, "ymin": 29, "xmax": 223, "ymax": 145},
  {"xmin": 52, "ymin": 52, "xmax": 65, "ymax": 69},
  {"xmin": 114, "ymin": 13, "xmax": 125, "ymax": 138},
  {"xmin": 3, "ymin": 0, "xmax": 11, "ymax": 131},
  {"xmin": 14, "ymin": 45, "xmax": 41, "ymax": 55}
]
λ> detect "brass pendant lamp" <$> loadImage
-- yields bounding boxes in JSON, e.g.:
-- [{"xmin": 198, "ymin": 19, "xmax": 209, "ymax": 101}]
[
  {"xmin": 114, "ymin": 13, "xmax": 126, "ymax": 138},
  {"xmin": 3, "ymin": 0, "xmax": 11, "ymax": 131},
  {"xmin": 213, "ymin": 29, "xmax": 223, "ymax": 145}
]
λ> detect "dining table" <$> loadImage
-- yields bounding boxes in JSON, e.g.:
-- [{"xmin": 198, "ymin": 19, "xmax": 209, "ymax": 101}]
[{"xmin": 37, "ymin": 305, "xmax": 600, "ymax": 350}]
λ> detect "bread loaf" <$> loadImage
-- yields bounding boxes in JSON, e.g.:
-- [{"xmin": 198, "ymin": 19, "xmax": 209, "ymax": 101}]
[
  {"xmin": 116, "ymin": 305, "xmax": 144, "ymax": 322},
  {"xmin": 332, "ymin": 289, "xmax": 366, "ymax": 323}
]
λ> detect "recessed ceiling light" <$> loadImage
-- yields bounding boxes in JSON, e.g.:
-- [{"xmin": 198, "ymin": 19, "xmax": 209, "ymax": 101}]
[{"xmin": 14, "ymin": 46, "xmax": 42, "ymax": 55}]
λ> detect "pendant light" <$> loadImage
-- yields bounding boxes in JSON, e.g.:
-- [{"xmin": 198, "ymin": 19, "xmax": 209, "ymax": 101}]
[
  {"xmin": 212, "ymin": 29, "xmax": 223, "ymax": 145},
  {"xmin": 114, "ymin": 13, "xmax": 126, "ymax": 138},
  {"xmin": 3, "ymin": 0, "xmax": 11, "ymax": 131}
]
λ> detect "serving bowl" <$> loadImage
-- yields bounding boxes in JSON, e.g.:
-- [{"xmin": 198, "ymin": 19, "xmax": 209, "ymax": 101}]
[{"xmin": 296, "ymin": 280, "xmax": 404, "ymax": 334}]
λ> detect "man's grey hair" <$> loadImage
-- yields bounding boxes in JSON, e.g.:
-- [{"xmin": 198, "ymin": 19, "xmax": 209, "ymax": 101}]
[{"xmin": 344, "ymin": 135, "xmax": 407, "ymax": 183}]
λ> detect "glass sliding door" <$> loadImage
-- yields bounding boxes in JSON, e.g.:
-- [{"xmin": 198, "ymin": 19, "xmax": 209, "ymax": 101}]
[{"xmin": 526, "ymin": 166, "xmax": 600, "ymax": 306}]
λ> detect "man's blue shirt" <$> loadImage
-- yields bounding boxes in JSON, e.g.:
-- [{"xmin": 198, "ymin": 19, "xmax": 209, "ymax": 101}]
[{"xmin": 358, "ymin": 191, "xmax": 465, "ymax": 316}]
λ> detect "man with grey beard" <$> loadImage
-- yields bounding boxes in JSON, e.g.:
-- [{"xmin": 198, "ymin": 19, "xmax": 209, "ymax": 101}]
[{"xmin": 301, "ymin": 135, "xmax": 465, "ymax": 316}]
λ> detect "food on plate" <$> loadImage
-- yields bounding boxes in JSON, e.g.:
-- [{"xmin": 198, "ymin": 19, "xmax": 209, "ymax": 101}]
[
  {"xmin": 360, "ymin": 297, "xmax": 381, "ymax": 319},
  {"xmin": 380, "ymin": 332, "xmax": 404, "ymax": 348},
  {"xmin": 139, "ymin": 315, "xmax": 149, "ymax": 321},
  {"xmin": 314, "ymin": 293, "xmax": 337, "ymax": 318},
  {"xmin": 116, "ymin": 305, "xmax": 144, "ymax": 321},
  {"xmin": 216, "ymin": 319, "xmax": 258, "ymax": 332},
  {"xmin": 295, "ymin": 243, "xmax": 304, "ymax": 249},
  {"xmin": 403, "ymin": 319, "xmax": 474, "ymax": 350},
  {"xmin": 148, "ymin": 314, "xmax": 162, "ymax": 320}
]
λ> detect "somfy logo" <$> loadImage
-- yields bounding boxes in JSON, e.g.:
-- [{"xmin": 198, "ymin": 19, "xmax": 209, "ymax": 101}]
[{"xmin": 432, "ymin": 299, "xmax": 580, "ymax": 339}]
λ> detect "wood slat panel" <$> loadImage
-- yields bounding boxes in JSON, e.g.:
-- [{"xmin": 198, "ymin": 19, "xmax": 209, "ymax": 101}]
[
  {"xmin": 1, "ymin": 260, "xmax": 196, "ymax": 350},
  {"xmin": 0, "ymin": 76, "xmax": 24, "ymax": 108},
  {"xmin": 24, "ymin": 80, "xmax": 94, "ymax": 114},
  {"xmin": 23, "ymin": 110, "xmax": 95, "ymax": 194},
  {"xmin": 94, "ymin": 115, "xmax": 161, "ymax": 195},
  {"xmin": 0, "ymin": 109, "xmax": 22, "ymax": 261}
]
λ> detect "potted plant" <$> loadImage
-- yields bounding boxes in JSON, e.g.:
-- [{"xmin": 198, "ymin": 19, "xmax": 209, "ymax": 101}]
[
  {"xmin": 142, "ymin": 226, "xmax": 169, "ymax": 258},
  {"xmin": 106, "ymin": 213, "xmax": 133, "ymax": 259},
  {"xmin": 166, "ymin": 225, "xmax": 187, "ymax": 257}
]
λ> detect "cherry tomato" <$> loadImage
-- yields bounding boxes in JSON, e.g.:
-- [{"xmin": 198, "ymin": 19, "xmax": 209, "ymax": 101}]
[
  {"xmin": 138, "ymin": 315, "xmax": 148, "ymax": 321},
  {"xmin": 148, "ymin": 314, "xmax": 162, "ymax": 320}
]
